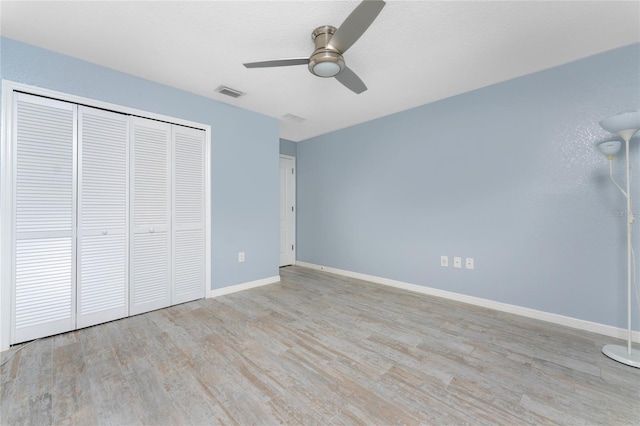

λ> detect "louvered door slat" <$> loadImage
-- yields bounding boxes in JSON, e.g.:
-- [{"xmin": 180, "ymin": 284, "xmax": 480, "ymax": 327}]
[
  {"xmin": 133, "ymin": 232, "xmax": 169, "ymax": 303},
  {"xmin": 12, "ymin": 94, "xmax": 76, "ymax": 344},
  {"xmin": 77, "ymin": 107, "xmax": 129, "ymax": 328},
  {"xmin": 130, "ymin": 117, "xmax": 171, "ymax": 315},
  {"xmin": 16, "ymin": 99, "xmax": 74, "ymax": 236},
  {"xmin": 172, "ymin": 126, "xmax": 206, "ymax": 304},
  {"xmin": 78, "ymin": 234, "xmax": 127, "ymax": 318},
  {"xmin": 174, "ymin": 230, "xmax": 205, "ymax": 301},
  {"xmin": 134, "ymin": 125, "xmax": 168, "ymax": 228}
]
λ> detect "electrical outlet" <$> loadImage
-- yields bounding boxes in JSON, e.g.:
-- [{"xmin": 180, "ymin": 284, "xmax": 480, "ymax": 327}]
[
  {"xmin": 465, "ymin": 257, "xmax": 474, "ymax": 270},
  {"xmin": 454, "ymin": 256, "xmax": 462, "ymax": 268},
  {"xmin": 238, "ymin": 251, "xmax": 245, "ymax": 263},
  {"xmin": 440, "ymin": 255, "xmax": 449, "ymax": 267}
]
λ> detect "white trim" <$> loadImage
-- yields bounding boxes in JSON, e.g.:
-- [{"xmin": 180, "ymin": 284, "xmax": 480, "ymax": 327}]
[
  {"xmin": 0, "ymin": 80, "xmax": 213, "ymax": 351},
  {"xmin": 207, "ymin": 276, "xmax": 280, "ymax": 298},
  {"xmin": 205, "ymin": 123, "xmax": 212, "ymax": 303},
  {"xmin": 1, "ymin": 81, "xmax": 16, "ymax": 351},
  {"xmin": 2, "ymin": 80, "xmax": 208, "ymax": 131},
  {"xmin": 295, "ymin": 261, "xmax": 640, "ymax": 343},
  {"xmin": 279, "ymin": 154, "xmax": 296, "ymax": 267}
]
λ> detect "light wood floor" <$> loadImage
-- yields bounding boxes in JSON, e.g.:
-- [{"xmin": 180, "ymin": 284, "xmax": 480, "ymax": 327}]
[{"xmin": 2, "ymin": 266, "xmax": 639, "ymax": 425}]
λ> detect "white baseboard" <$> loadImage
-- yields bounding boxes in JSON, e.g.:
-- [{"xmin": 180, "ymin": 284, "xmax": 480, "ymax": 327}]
[
  {"xmin": 208, "ymin": 275, "xmax": 280, "ymax": 298},
  {"xmin": 295, "ymin": 261, "xmax": 640, "ymax": 343}
]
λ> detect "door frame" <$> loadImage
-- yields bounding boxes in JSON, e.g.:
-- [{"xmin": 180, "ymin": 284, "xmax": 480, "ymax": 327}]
[
  {"xmin": 0, "ymin": 80, "xmax": 212, "ymax": 351},
  {"xmin": 279, "ymin": 154, "xmax": 296, "ymax": 267}
]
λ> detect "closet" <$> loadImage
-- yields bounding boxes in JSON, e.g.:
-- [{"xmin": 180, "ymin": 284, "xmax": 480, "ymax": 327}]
[{"xmin": 8, "ymin": 92, "xmax": 207, "ymax": 345}]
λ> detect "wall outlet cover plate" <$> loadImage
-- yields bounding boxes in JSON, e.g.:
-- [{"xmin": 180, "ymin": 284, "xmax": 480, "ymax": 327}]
[{"xmin": 465, "ymin": 257, "xmax": 474, "ymax": 269}]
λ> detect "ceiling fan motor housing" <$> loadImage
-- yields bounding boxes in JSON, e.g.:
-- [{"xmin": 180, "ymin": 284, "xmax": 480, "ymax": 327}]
[{"xmin": 308, "ymin": 25, "xmax": 345, "ymax": 77}]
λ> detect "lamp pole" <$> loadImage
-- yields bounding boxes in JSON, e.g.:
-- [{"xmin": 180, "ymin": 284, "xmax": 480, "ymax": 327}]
[
  {"xmin": 598, "ymin": 111, "xmax": 640, "ymax": 368},
  {"xmin": 624, "ymin": 132, "xmax": 633, "ymax": 355}
]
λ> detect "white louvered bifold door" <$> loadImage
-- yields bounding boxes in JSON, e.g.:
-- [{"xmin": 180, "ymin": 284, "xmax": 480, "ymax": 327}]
[
  {"xmin": 130, "ymin": 117, "xmax": 171, "ymax": 315},
  {"xmin": 77, "ymin": 107, "xmax": 129, "ymax": 328},
  {"xmin": 172, "ymin": 126, "xmax": 206, "ymax": 304},
  {"xmin": 12, "ymin": 94, "xmax": 77, "ymax": 344}
]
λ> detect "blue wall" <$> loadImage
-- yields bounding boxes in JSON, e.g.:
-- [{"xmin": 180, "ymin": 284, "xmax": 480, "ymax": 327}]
[
  {"xmin": 0, "ymin": 37, "xmax": 280, "ymax": 289},
  {"xmin": 280, "ymin": 138, "xmax": 297, "ymax": 157},
  {"xmin": 297, "ymin": 43, "xmax": 640, "ymax": 330}
]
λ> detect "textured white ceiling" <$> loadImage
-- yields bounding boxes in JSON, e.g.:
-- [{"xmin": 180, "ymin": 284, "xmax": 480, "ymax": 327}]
[{"xmin": 1, "ymin": 1, "xmax": 639, "ymax": 141}]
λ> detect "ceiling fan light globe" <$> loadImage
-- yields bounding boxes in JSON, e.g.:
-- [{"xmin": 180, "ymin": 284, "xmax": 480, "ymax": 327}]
[
  {"xmin": 308, "ymin": 50, "xmax": 345, "ymax": 78},
  {"xmin": 313, "ymin": 62, "xmax": 342, "ymax": 77}
]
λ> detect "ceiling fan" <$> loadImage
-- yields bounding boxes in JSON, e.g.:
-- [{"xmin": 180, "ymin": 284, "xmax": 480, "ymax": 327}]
[{"xmin": 243, "ymin": 0, "xmax": 386, "ymax": 94}]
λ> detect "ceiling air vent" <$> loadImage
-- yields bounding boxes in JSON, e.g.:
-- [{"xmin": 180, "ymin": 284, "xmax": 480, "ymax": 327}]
[
  {"xmin": 215, "ymin": 85, "xmax": 244, "ymax": 98},
  {"xmin": 282, "ymin": 113, "xmax": 306, "ymax": 123}
]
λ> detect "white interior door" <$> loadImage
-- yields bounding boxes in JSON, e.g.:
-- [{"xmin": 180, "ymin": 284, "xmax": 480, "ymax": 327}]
[
  {"xmin": 130, "ymin": 117, "xmax": 171, "ymax": 315},
  {"xmin": 77, "ymin": 106, "xmax": 129, "ymax": 328},
  {"xmin": 279, "ymin": 155, "xmax": 295, "ymax": 267},
  {"xmin": 12, "ymin": 93, "xmax": 77, "ymax": 343},
  {"xmin": 172, "ymin": 125, "xmax": 206, "ymax": 304}
]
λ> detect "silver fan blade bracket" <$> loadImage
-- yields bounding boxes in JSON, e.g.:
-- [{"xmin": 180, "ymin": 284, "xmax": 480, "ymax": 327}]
[
  {"xmin": 243, "ymin": 58, "xmax": 310, "ymax": 68},
  {"xmin": 328, "ymin": 0, "xmax": 386, "ymax": 54},
  {"xmin": 335, "ymin": 66, "xmax": 367, "ymax": 94}
]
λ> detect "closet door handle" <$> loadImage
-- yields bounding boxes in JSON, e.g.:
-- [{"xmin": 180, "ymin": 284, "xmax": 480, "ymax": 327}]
[
  {"xmin": 149, "ymin": 228, "xmax": 155, "ymax": 233},
  {"xmin": 102, "ymin": 230, "xmax": 108, "ymax": 235}
]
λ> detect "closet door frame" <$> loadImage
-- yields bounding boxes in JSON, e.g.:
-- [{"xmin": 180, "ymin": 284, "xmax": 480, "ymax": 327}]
[{"xmin": 0, "ymin": 80, "xmax": 212, "ymax": 351}]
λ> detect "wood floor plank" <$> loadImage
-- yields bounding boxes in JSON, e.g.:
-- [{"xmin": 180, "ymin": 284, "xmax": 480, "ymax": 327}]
[
  {"xmin": 2, "ymin": 265, "xmax": 640, "ymax": 425},
  {"xmin": 2, "ymin": 338, "xmax": 54, "ymax": 425},
  {"xmin": 51, "ymin": 340, "xmax": 97, "ymax": 425}
]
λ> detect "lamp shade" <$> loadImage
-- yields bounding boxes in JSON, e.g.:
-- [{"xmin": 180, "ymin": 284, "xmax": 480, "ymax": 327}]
[
  {"xmin": 597, "ymin": 140, "xmax": 622, "ymax": 160},
  {"xmin": 600, "ymin": 110, "xmax": 640, "ymax": 141}
]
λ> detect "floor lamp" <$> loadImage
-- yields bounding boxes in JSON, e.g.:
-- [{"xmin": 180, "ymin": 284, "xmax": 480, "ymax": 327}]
[{"xmin": 597, "ymin": 110, "xmax": 640, "ymax": 368}]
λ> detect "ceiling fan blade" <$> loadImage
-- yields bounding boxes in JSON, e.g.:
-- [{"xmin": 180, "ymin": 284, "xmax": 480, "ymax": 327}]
[
  {"xmin": 329, "ymin": 0, "xmax": 386, "ymax": 54},
  {"xmin": 243, "ymin": 58, "xmax": 309, "ymax": 68},
  {"xmin": 335, "ymin": 66, "xmax": 367, "ymax": 94}
]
